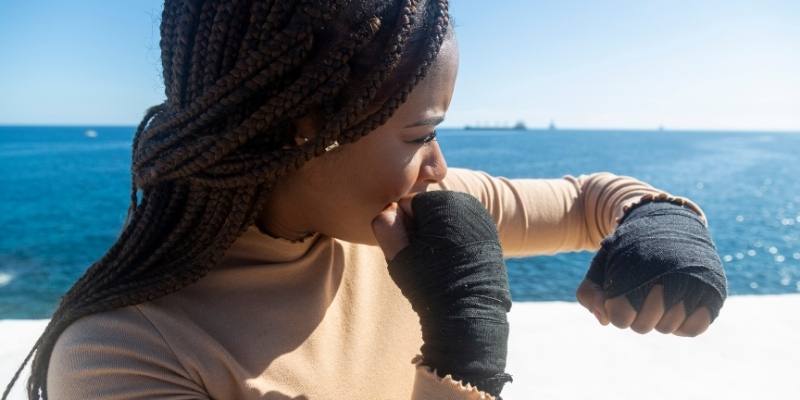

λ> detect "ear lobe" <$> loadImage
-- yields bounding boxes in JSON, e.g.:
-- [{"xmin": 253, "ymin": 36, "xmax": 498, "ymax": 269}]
[
  {"xmin": 294, "ymin": 136, "xmax": 310, "ymax": 146},
  {"xmin": 292, "ymin": 115, "xmax": 320, "ymax": 145}
]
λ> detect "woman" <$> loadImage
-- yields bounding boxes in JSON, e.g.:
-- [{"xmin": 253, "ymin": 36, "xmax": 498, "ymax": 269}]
[{"xmin": 4, "ymin": 1, "xmax": 728, "ymax": 399}]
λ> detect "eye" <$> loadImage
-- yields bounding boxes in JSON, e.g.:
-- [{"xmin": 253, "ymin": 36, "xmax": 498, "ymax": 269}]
[{"xmin": 411, "ymin": 130, "xmax": 438, "ymax": 145}]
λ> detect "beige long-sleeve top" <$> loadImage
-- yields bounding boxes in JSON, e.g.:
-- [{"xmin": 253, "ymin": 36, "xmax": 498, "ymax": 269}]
[{"xmin": 48, "ymin": 167, "xmax": 707, "ymax": 400}]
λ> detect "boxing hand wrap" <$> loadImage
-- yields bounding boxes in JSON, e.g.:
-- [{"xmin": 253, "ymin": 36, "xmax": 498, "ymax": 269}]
[
  {"xmin": 586, "ymin": 200, "xmax": 728, "ymax": 322},
  {"xmin": 387, "ymin": 190, "xmax": 513, "ymax": 398}
]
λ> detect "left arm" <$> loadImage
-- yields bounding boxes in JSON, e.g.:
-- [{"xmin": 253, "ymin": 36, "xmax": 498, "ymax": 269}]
[{"xmin": 429, "ymin": 167, "xmax": 707, "ymax": 258}]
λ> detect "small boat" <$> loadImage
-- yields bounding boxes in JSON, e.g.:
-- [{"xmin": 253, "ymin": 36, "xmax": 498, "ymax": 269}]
[
  {"xmin": 84, "ymin": 129, "xmax": 98, "ymax": 138},
  {"xmin": 464, "ymin": 121, "xmax": 528, "ymax": 131}
]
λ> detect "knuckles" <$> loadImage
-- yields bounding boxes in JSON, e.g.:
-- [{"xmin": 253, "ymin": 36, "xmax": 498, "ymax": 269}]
[{"xmin": 630, "ymin": 322, "xmax": 654, "ymax": 334}]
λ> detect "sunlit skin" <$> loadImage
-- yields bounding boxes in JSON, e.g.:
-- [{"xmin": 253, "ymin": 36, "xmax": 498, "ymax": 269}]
[
  {"xmin": 257, "ymin": 33, "xmax": 712, "ymax": 337},
  {"xmin": 575, "ymin": 280, "xmax": 713, "ymax": 336}
]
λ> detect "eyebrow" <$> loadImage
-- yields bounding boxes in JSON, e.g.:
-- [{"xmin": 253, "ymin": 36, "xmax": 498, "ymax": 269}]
[{"xmin": 404, "ymin": 116, "xmax": 445, "ymax": 128}]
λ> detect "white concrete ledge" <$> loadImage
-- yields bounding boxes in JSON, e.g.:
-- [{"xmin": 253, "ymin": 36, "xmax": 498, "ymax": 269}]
[{"xmin": 2, "ymin": 294, "xmax": 797, "ymax": 399}]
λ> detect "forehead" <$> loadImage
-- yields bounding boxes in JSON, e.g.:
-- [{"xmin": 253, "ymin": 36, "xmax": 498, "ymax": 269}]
[
  {"xmin": 425, "ymin": 32, "xmax": 458, "ymax": 83},
  {"xmin": 390, "ymin": 35, "xmax": 459, "ymax": 123}
]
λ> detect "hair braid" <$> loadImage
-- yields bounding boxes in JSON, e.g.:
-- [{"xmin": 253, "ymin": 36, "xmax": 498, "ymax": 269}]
[
  {"xmin": 218, "ymin": 1, "xmax": 253, "ymax": 78},
  {"xmin": 204, "ymin": 0, "xmax": 244, "ymax": 89},
  {"xmin": 139, "ymin": 2, "xmax": 311, "ymax": 144},
  {"xmin": 338, "ymin": 0, "xmax": 449, "ymax": 146},
  {"xmin": 67, "ymin": 184, "xmax": 185, "ymax": 304},
  {"xmin": 138, "ymin": 16, "xmax": 383, "ymax": 184},
  {"xmin": 185, "ymin": 0, "xmax": 218, "ymax": 101},
  {"xmin": 62, "ymin": 104, "xmax": 169, "ymax": 298},
  {"xmin": 137, "ymin": 0, "xmax": 348, "ymax": 151},
  {"xmin": 133, "ymin": 21, "xmax": 315, "ymax": 164},
  {"xmin": 159, "ymin": 2, "xmax": 179, "ymax": 98},
  {"xmin": 309, "ymin": 0, "xmax": 419, "ymax": 156},
  {"xmin": 168, "ymin": 0, "xmax": 203, "ymax": 107},
  {"xmin": 4, "ymin": 1, "xmax": 451, "ymax": 399}
]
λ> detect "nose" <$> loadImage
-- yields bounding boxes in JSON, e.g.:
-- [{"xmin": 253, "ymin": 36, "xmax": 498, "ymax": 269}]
[{"xmin": 419, "ymin": 141, "xmax": 448, "ymax": 184}]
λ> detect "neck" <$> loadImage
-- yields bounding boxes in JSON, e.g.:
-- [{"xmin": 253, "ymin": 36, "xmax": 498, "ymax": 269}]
[
  {"xmin": 255, "ymin": 219, "xmax": 315, "ymax": 242},
  {"xmin": 256, "ymin": 187, "xmax": 316, "ymax": 242}
]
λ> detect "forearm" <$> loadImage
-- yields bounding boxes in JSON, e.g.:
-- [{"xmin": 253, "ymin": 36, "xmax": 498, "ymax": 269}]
[
  {"xmin": 387, "ymin": 191, "xmax": 513, "ymax": 398},
  {"xmin": 428, "ymin": 168, "xmax": 707, "ymax": 257}
]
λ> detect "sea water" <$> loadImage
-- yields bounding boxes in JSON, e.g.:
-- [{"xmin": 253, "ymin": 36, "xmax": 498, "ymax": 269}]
[{"xmin": 1, "ymin": 126, "xmax": 799, "ymax": 318}]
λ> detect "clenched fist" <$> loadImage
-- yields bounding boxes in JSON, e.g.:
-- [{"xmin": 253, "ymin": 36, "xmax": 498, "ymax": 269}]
[{"xmin": 576, "ymin": 200, "xmax": 727, "ymax": 337}]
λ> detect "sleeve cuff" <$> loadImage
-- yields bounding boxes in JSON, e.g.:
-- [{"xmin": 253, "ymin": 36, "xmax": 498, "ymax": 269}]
[
  {"xmin": 410, "ymin": 355, "xmax": 499, "ymax": 400},
  {"xmin": 618, "ymin": 191, "xmax": 709, "ymax": 228}
]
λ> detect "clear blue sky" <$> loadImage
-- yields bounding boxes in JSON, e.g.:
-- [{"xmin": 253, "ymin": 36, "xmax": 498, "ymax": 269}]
[{"xmin": 1, "ymin": 0, "xmax": 798, "ymax": 131}]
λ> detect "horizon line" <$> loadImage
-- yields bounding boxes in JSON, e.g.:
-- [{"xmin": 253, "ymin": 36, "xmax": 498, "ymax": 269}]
[
  {"xmin": 441, "ymin": 126, "xmax": 800, "ymax": 134},
  {"xmin": 1, "ymin": 123, "xmax": 798, "ymax": 135}
]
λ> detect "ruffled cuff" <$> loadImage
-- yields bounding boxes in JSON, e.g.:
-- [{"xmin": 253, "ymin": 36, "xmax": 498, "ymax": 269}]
[
  {"xmin": 618, "ymin": 191, "xmax": 708, "ymax": 228},
  {"xmin": 410, "ymin": 355, "xmax": 500, "ymax": 400}
]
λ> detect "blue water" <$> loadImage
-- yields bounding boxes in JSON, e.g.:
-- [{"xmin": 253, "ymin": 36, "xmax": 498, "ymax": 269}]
[{"xmin": 1, "ymin": 126, "xmax": 799, "ymax": 318}]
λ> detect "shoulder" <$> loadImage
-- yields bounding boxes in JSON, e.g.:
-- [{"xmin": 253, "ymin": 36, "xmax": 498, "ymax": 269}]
[
  {"xmin": 51, "ymin": 305, "xmax": 171, "ymax": 360},
  {"xmin": 48, "ymin": 305, "xmax": 205, "ymax": 398}
]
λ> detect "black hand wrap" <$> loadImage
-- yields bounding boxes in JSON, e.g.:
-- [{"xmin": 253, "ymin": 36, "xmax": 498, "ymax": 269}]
[
  {"xmin": 387, "ymin": 190, "xmax": 513, "ymax": 398},
  {"xmin": 586, "ymin": 200, "xmax": 728, "ymax": 322}
]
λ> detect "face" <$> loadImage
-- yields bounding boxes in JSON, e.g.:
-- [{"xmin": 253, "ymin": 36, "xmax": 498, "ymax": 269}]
[{"xmin": 257, "ymin": 33, "xmax": 458, "ymax": 246}]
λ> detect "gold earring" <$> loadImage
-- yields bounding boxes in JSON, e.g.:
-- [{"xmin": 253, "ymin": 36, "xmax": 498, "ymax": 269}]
[{"xmin": 324, "ymin": 140, "xmax": 340, "ymax": 152}]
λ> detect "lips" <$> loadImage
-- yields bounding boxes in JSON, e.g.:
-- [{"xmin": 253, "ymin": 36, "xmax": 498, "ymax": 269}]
[{"xmin": 381, "ymin": 191, "xmax": 423, "ymax": 215}]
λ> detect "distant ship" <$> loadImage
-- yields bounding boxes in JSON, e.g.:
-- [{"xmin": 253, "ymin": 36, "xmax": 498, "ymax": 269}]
[
  {"xmin": 548, "ymin": 120, "xmax": 557, "ymax": 131},
  {"xmin": 464, "ymin": 121, "xmax": 528, "ymax": 131},
  {"xmin": 84, "ymin": 129, "xmax": 98, "ymax": 138}
]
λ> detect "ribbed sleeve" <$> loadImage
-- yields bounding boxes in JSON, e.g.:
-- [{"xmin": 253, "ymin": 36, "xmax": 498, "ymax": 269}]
[{"xmin": 433, "ymin": 168, "xmax": 707, "ymax": 258}]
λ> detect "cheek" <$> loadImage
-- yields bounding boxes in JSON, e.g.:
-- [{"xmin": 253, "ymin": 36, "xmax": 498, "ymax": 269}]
[{"xmin": 357, "ymin": 150, "xmax": 419, "ymax": 208}]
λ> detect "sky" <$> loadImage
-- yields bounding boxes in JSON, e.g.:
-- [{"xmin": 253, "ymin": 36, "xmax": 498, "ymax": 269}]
[{"xmin": 1, "ymin": 0, "xmax": 798, "ymax": 131}]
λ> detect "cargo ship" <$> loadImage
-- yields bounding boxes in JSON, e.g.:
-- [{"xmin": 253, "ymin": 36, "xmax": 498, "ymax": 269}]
[{"xmin": 464, "ymin": 121, "xmax": 528, "ymax": 131}]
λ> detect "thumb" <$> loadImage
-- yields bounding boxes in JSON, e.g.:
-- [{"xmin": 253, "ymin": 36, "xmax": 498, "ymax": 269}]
[
  {"xmin": 397, "ymin": 195, "xmax": 414, "ymax": 219},
  {"xmin": 371, "ymin": 203, "xmax": 411, "ymax": 262},
  {"xmin": 576, "ymin": 278, "xmax": 609, "ymax": 325}
]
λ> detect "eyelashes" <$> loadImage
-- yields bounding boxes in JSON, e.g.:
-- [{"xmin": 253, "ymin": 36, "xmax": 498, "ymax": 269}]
[{"xmin": 412, "ymin": 129, "xmax": 438, "ymax": 145}]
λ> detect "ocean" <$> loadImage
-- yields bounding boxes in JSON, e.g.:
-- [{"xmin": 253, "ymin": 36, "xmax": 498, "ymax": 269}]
[{"xmin": 1, "ymin": 126, "xmax": 799, "ymax": 318}]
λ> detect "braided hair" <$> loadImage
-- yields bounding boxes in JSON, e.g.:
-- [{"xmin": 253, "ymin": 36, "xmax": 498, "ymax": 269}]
[{"xmin": 3, "ymin": 1, "xmax": 451, "ymax": 398}]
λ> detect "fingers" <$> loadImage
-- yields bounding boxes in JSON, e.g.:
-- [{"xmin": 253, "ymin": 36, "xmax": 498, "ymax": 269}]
[
  {"xmin": 575, "ymin": 279, "xmax": 609, "ymax": 325},
  {"xmin": 604, "ymin": 295, "xmax": 636, "ymax": 329},
  {"xmin": 398, "ymin": 195, "xmax": 414, "ymax": 218},
  {"xmin": 584, "ymin": 275, "xmax": 715, "ymax": 336},
  {"xmin": 371, "ymin": 203, "xmax": 409, "ymax": 261},
  {"xmin": 629, "ymin": 284, "xmax": 665, "ymax": 334},
  {"xmin": 655, "ymin": 301, "xmax": 686, "ymax": 334},
  {"xmin": 674, "ymin": 306, "xmax": 712, "ymax": 337},
  {"xmin": 602, "ymin": 293, "xmax": 713, "ymax": 338}
]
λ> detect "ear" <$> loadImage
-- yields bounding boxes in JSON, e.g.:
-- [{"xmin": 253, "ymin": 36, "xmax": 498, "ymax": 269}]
[{"xmin": 293, "ymin": 115, "xmax": 320, "ymax": 146}]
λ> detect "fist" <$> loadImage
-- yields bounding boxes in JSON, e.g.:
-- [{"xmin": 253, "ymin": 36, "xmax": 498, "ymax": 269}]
[
  {"xmin": 577, "ymin": 201, "xmax": 726, "ymax": 337},
  {"xmin": 371, "ymin": 196, "xmax": 415, "ymax": 261},
  {"xmin": 576, "ymin": 279, "xmax": 712, "ymax": 337}
]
